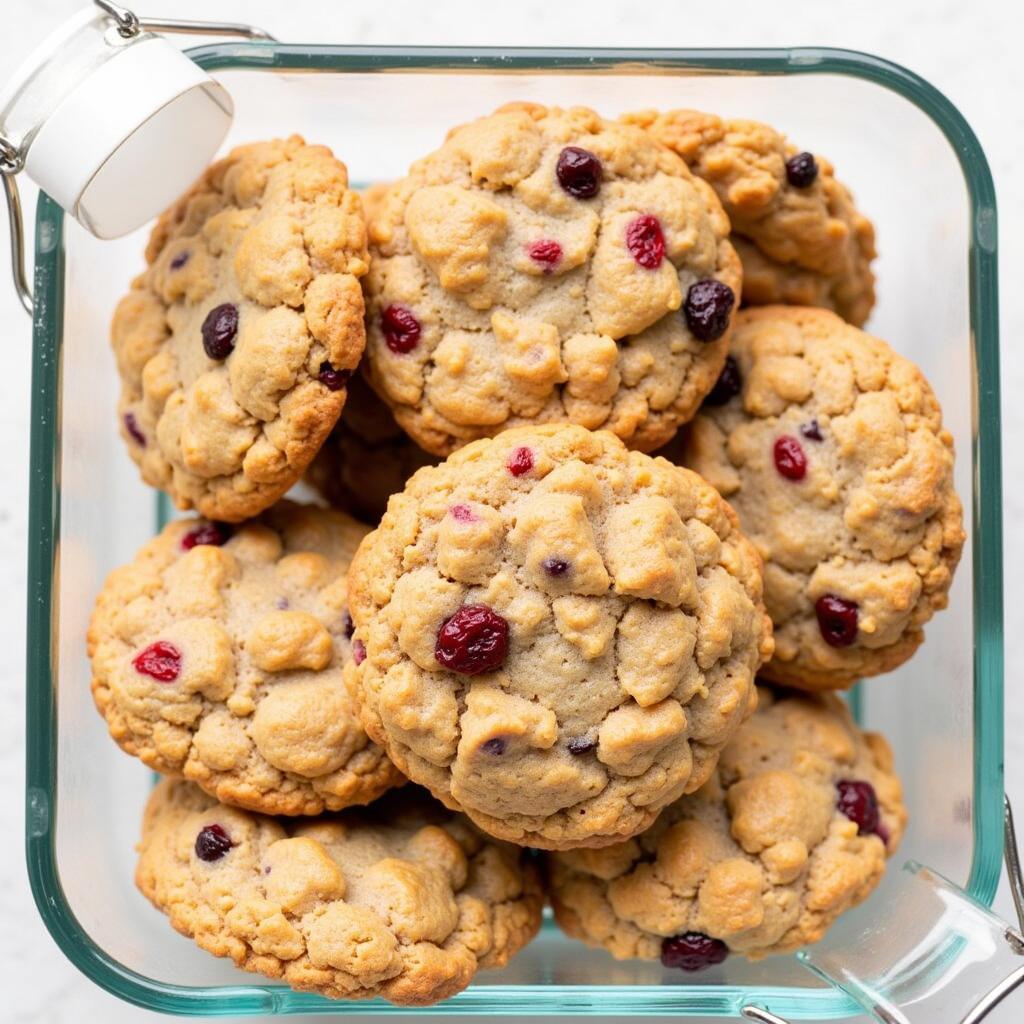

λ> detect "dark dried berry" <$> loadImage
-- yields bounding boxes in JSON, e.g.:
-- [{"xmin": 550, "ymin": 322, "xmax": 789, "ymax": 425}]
[
  {"xmin": 528, "ymin": 239, "xmax": 563, "ymax": 271},
  {"xmin": 556, "ymin": 146, "xmax": 602, "ymax": 198},
  {"xmin": 836, "ymin": 780, "xmax": 883, "ymax": 838},
  {"xmin": 786, "ymin": 151, "xmax": 819, "ymax": 188},
  {"xmin": 481, "ymin": 737, "xmax": 507, "ymax": 755},
  {"xmin": 342, "ymin": 612, "xmax": 354, "ymax": 639},
  {"xmin": 625, "ymin": 214, "xmax": 665, "ymax": 269},
  {"xmin": 381, "ymin": 304, "xmax": 421, "ymax": 354},
  {"xmin": 800, "ymin": 418, "xmax": 823, "ymax": 441},
  {"xmin": 507, "ymin": 446, "xmax": 534, "ymax": 477},
  {"xmin": 435, "ymin": 605, "xmax": 509, "ymax": 676},
  {"xmin": 683, "ymin": 279, "xmax": 735, "ymax": 342},
  {"xmin": 133, "ymin": 641, "xmax": 182, "ymax": 682},
  {"xmin": 318, "ymin": 363, "xmax": 351, "ymax": 391},
  {"xmin": 124, "ymin": 411, "xmax": 146, "ymax": 446},
  {"xmin": 660, "ymin": 932, "xmax": 729, "ymax": 972},
  {"xmin": 815, "ymin": 594, "xmax": 859, "ymax": 647},
  {"xmin": 201, "ymin": 303, "xmax": 238, "ymax": 360},
  {"xmin": 170, "ymin": 250, "xmax": 190, "ymax": 270},
  {"xmin": 567, "ymin": 735, "xmax": 597, "ymax": 756},
  {"xmin": 181, "ymin": 521, "xmax": 231, "ymax": 550},
  {"xmin": 703, "ymin": 356, "xmax": 742, "ymax": 407},
  {"xmin": 542, "ymin": 557, "xmax": 570, "ymax": 577},
  {"xmin": 449, "ymin": 503, "xmax": 477, "ymax": 523},
  {"xmin": 195, "ymin": 824, "xmax": 232, "ymax": 862},
  {"xmin": 773, "ymin": 435, "xmax": 807, "ymax": 480},
  {"xmin": 352, "ymin": 639, "xmax": 366, "ymax": 665}
]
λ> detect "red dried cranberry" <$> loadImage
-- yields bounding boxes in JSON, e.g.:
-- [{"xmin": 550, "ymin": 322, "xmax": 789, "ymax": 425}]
[
  {"xmin": 556, "ymin": 147, "xmax": 602, "ymax": 198},
  {"xmin": 786, "ymin": 151, "xmax": 819, "ymax": 188},
  {"xmin": 773, "ymin": 435, "xmax": 807, "ymax": 480},
  {"xmin": 684, "ymin": 279, "xmax": 736, "ymax": 342},
  {"xmin": 435, "ymin": 605, "xmax": 509, "ymax": 675},
  {"xmin": 800, "ymin": 418, "xmax": 823, "ymax": 441},
  {"xmin": 170, "ymin": 251, "xmax": 190, "ymax": 270},
  {"xmin": 352, "ymin": 639, "xmax": 366, "ymax": 665},
  {"xmin": 660, "ymin": 932, "xmax": 729, "ymax": 972},
  {"xmin": 481, "ymin": 737, "xmax": 507, "ymax": 755},
  {"xmin": 124, "ymin": 411, "xmax": 146, "ymax": 446},
  {"xmin": 815, "ymin": 594, "xmax": 859, "ymax": 647},
  {"xmin": 703, "ymin": 356, "xmax": 742, "ymax": 407},
  {"xmin": 625, "ymin": 214, "xmax": 665, "ymax": 269},
  {"xmin": 542, "ymin": 557, "xmax": 570, "ymax": 577},
  {"xmin": 181, "ymin": 521, "xmax": 231, "ymax": 550},
  {"xmin": 195, "ymin": 824, "xmax": 233, "ymax": 862},
  {"xmin": 528, "ymin": 239, "xmax": 563, "ymax": 271},
  {"xmin": 133, "ymin": 641, "xmax": 182, "ymax": 682},
  {"xmin": 201, "ymin": 303, "xmax": 238, "ymax": 360},
  {"xmin": 318, "ymin": 363, "xmax": 351, "ymax": 391},
  {"xmin": 381, "ymin": 304, "xmax": 421, "ymax": 354},
  {"xmin": 449, "ymin": 503, "xmax": 477, "ymax": 523},
  {"xmin": 507, "ymin": 446, "xmax": 534, "ymax": 477},
  {"xmin": 567, "ymin": 735, "xmax": 596, "ymax": 755},
  {"xmin": 343, "ymin": 612, "xmax": 355, "ymax": 639},
  {"xmin": 836, "ymin": 780, "xmax": 883, "ymax": 837}
]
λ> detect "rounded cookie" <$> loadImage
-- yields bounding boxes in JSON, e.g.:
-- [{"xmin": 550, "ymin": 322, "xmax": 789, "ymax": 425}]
[
  {"xmin": 348, "ymin": 423, "xmax": 773, "ymax": 850},
  {"xmin": 136, "ymin": 780, "xmax": 543, "ymax": 1006},
  {"xmin": 547, "ymin": 684, "xmax": 906, "ymax": 967},
  {"xmin": 627, "ymin": 110, "xmax": 876, "ymax": 326},
  {"xmin": 89, "ymin": 501, "xmax": 402, "ymax": 815},
  {"xmin": 364, "ymin": 103, "xmax": 742, "ymax": 456},
  {"xmin": 677, "ymin": 306, "xmax": 964, "ymax": 689},
  {"xmin": 306, "ymin": 372, "xmax": 438, "ymax": 525},
  {"xmin": 112, "ymin": 135, "xmax": 370, "ymax": 521}
]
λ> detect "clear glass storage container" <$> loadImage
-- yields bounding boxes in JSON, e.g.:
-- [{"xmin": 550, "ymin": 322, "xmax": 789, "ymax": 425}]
[{"xmin": 24, "ymin": 43, "xmax": 1002, "ymax": 1018}]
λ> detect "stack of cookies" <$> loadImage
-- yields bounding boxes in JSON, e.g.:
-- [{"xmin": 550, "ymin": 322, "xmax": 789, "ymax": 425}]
[{"xmin": 88, "ymin": 106, "xmax": 963, "ymax": 1005}]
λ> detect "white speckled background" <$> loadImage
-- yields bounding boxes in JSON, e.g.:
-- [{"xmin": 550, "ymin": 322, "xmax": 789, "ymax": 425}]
[{"xmin": 1, "ymin": 2, "xmax": 1020, "ymax": 1021}]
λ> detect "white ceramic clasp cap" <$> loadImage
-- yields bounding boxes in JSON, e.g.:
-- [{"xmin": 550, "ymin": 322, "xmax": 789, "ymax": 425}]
[{"xmin": 0, "ymin": 7, "xmax": 233, "ymax": 238}]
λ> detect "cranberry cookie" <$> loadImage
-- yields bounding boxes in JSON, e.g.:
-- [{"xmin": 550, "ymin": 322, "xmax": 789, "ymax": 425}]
[
  {"xmin": 306, "ymin": 372, "xmax": 438, "ymax": 525},
  {"xmin": 627, "ymin": 110, "xmax": 876, "ymax": 326},
  {"xmin": 678, "ymin": 307, "xmax": 964, "ymax": 689},
  {"xmin": 363, "ymin": 104, "xmax": 742, "ymax": 456},
  {"xmin": 89, "ymin": 502, "xmax": 402, "ymax": 815},
  {"xmin": 136, "ymin": 780, "xmax": 543, "ymax": 1006},
  {"xmin": 348, "ymin": 424, "xmax": 773, "ymax": 850},
  {"xmin": 112, "ymin": 136, "xmax": 369, "ymax": 521},
  {"xmin": 547, "ymin": 685, "xmax": 906, "ymax": 967}
]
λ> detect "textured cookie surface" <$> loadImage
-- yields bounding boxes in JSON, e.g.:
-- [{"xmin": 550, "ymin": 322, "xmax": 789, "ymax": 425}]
[
  {"xmin": 112, "ymin": 135, "xmax": 369, "ymax": 521},
  {"xmin": 628, "ymin": 110, "xmax": 876, "ymax": 326},
  {"xmin": 136, "ymin": 780, "xmax": 543, "ymax": 1005},
  {"xmin": 678, "ymin": 307, "xmax": 964, "ymax": 689},
  {"xmin": 307, "ymin": 372, "xmax": 438, "ymax": 526},
  {"xmin": 364, "ymin": 104, "xmax": 742, "ymax": 456},
  {"xmin": 89, "ymin": 502, "xmax": 402, "ymax": 815},
  {"xmin": 548, "ymin": 685, "xmax": 906, "ymax": 964},
  {"xmin": 348, "ymin": 424, "xmax": 773, "ymax": 849}
]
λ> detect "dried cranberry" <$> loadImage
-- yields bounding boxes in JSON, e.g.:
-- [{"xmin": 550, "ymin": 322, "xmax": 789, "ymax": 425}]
[
  {"xmin": 133, "ymin": 641, "xmax": 182, "ymax": 682},
  {"xmin": 836, "ymin": 780, "xmax": 884, "ymax": 838},
  {"xmin": 773, "ymin": 435, "xmax": 808, "ymax": 480},
  {"xmin": 542, "ymin": 557, "xmax": 570, "ymax": 577},
  {"xmin": 170, "ymin": 251, "xmax": 190, "ymax": 270},
  {"xmin": 567, "ymin": 735, "xmax": 596, "ymax": 756},
  {"xmin": 555, "ymin": 147, "xmax": 602, "ymax": 198},
  {"xmin": 195, "ymin": 824, "xmax": 233, "ymax": 862},
  {"xmin": 481, "ymin": 737, "xmax": 507, "ymax": 755},
  {"xmin": 507, "ymin": 446, "xmax": 534, "ymax": 477},
  {"xmin": 342, "ymin": 612, "xmax": 355, "ymax": 639},
  {"xmin": 703, "ymin": 356, "xmax": 742, "ymax": 407},
  {"xmin": 815, "ymin": 594, "xmax": 859, "ymax": 647},
  {"xmin": 201, "ymin": 303, "xmax": 238, "ymax": 360},
  {"xmin": 660, "ymin": 932, "xmax": 729, "ymax": 972},
  {"xmin": 181, "ymin": 522, "xmax": 231, "ymax": 550},
  {"xmin": 528, "ymin": 239, "xmax": 563, "ymax": 271},
  {"xmin": 435, "ymin": 605, "xmax": 509, "ymax": 675},
  {"xmin": 381, "ymin": 304, "xmax": 421, "ymax": 354},
  {"xmin": 449, "ymin": 503, "xmax": 477, "ymax": 523},
  {"xmin": 684, "ymin": 279, "xmax": 735, "ymax": 342},
  {"xmin": 786, "ymin": 151, "xmax": 819, "ymax": 188},
  {"xmin": 800, "ymin": 418, "xmax": 823, "ymax": 441},
  {"xmin": 625, "ymin": 214, "xmax": 665, "ymax": 269},
  {"xmin": 352, "ymin": 639, "xmax": 366, "ymax": 665},
  {"xmin": 124, "ymin": 411, "xmax": 146, "ymax": 446},
  {"xmin": 318, "ymin": 363, "xmax": 351, "ymax": 391}
]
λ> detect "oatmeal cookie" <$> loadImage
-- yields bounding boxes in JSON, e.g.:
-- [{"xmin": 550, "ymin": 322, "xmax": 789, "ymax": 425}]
[
  {"xmin": 677, "ymin": 306, "xmax": 964, "ymax": 689},
  {"xmin": 547, "ymin": 685, "xmax": 906, "ymax": 966},
  {"xmin": 136, "ymin": 780, "xmax": 543, "ymax": 1005},
  {"xmin": 112, "ymin": 135, "xmax": 369, "ymax": 521},
  {"xmin": 89, "ymin": 501, "xmax": 402, "ymax": 815},
  {"xmin": 627, "ymin": 110, "xmax": 876, "ymax": 326},
  {"xmin": 348, "ymin": 423, "xmax": 773, "ymax": 850},
  {"xmin": 363, "ymin": 104, "xmax": 742, "ymax": 456}
]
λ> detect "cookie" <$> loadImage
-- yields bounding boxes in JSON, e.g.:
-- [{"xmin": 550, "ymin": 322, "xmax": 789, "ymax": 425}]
[
  {"xmin": 547, "ymin": 684, "xmax": 906, "ymax": 967},
  {"xmin": 363, "ymin": 103, "xmax": 742, "ymax": 456},
  {"xmin": 89, "ymin": 501, "xmax": 402, "ymax": 815},
  {"xmin": 348, "ymin": 423, "xmax": 773, "ymax": 850},
  {"xmin": 306, "ymin": 372, "xmax": 438, "ymax": 525},
  {"xmin": 136, "ymin": 780, "xmax": 543, "ymax": 1006},
  {"xmin": 112, "ymin": 135, "xmax": 370, "ymax": 522},
  {"xmin": 627, "ymin": 110, "xmax": 876, "ymax": 326},
  {"xmin": 677, "ymin": 306, "xmax": 964, "ymax": 689}
]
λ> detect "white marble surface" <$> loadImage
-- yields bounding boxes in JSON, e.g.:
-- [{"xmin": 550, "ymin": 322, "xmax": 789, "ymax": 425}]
[{"xmin": 1, "ymin": 1, "xmax": 1021, "ymax": 1021}]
